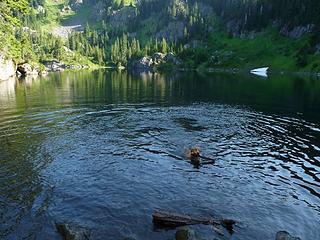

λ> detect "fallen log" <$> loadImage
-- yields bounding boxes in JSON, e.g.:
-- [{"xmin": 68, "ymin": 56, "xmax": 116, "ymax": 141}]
[{"xmin": 152, "ymin": 210, "xmax": 236, "ymax": 232}]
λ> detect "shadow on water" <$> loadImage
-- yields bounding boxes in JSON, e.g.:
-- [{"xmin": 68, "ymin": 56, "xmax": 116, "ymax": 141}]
[{"xmin": 0, "ymin": 70, "xmax": 319, "ymax": 239}]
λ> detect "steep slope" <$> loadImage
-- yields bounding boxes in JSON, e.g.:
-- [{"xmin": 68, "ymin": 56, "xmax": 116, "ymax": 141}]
[
  {"xmin": 61, "ymin": 0, "xmax": 320, "ymax": 72},
  {"xmin": 1, "ymin": 0, "xmax": 320, "ymax": 75}
]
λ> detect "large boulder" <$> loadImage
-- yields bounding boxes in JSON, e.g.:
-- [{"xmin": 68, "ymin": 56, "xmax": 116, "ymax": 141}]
[
  {"xmin": 276, "ymin": 231, "xmax": 301, "ymax": 240},
  {"xmin": 152, "ymin": 52, "xmax": 165, "ymax": 64},
  {"xmin": 17, "ymin": 63, "xmax": 39, "ymax": 76},
  {"xmin": 0, "ymin": 54, "xmax": 15, "ymax": 81},
  {"xmin": 164, "ymin": 52, "xmax": 182, "ymax": 65},
  {"xmin": 135, "ymin": 56, "xmax": 154, "ymax": 70}
]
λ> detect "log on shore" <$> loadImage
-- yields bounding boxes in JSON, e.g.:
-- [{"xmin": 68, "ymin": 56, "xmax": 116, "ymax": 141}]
[{"xmin": 152, "ymin": 210, "xmax": 236, "ymax": 232}]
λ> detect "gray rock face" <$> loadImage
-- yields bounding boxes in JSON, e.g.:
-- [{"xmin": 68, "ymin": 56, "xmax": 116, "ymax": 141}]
[
  {"xmin": 109, "ymin": 6, "xmax": 136, "ymax": 29},
  {"xmin": 226, "ymin": 20, "xmax": 261, "ymax": 39},
  {"xmin": 156, "ymin": 21, "xmax": 185, "ymax": 42},
  {"xmin": 0, "ymin": 54, "xmax": 15, "ymax": 81},
  {"xmin": 280, "ymin": 24, "xmax": 314, "ymax": 39},
  {"xmin": 226, "ymin": 20, "xmax": 242, "ymax": 37},
  {"xmin": 135, "ymin": 56, "xmax": 154, "ymax": 70},
  {"xmin": 276, "ymin": 231, "xmax": 301, "ymax": 240},
  {"xmin": 56, "ymin": 222, "xmax": 90, "ymax": 240}
]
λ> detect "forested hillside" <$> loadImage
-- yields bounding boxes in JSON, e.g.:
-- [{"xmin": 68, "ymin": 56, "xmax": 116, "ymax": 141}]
[
  {"xmin": 209, "ymin": 0, "xmax": 320, "ymax": 32},
  {"xmin": 1, "ymin": 0, "xmax": 320, "ymax": 74}
]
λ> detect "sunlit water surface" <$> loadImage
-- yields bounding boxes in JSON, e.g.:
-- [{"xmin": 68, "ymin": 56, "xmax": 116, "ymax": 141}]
[{"xmin": 0, "ymin": 71, "xmax": 319, "ymax": 240}]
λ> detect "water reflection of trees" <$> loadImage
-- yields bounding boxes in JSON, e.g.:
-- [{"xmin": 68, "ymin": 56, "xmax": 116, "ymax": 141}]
[
  {"xmin": 0, "ymin": 77, "xmax": 16, "ymax": 109},
  {"xmin": 1, "ymin": 70, "xmax": 319, "ymax": 118},
  {"xmin": 48, "ymin": 70, "xmax": 179, "ymax": 105},
  {"xmin": 0, "ymin": 76, "xmax": 55, "ymax": 238},
  {"xmin": 0, "ymin": 113, "xmax": 54, "ymax": 238}
]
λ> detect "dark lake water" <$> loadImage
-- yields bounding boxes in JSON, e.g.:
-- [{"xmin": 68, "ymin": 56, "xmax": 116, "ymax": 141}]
[{"xmin": 0, "ymin": 70, "xmax": 319, "ymax": 240}]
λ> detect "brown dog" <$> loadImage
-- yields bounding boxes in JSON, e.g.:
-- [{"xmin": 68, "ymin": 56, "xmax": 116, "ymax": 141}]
[{"xmin": 186, "ymin": 147, "xmax": 200, "ymax": 164}]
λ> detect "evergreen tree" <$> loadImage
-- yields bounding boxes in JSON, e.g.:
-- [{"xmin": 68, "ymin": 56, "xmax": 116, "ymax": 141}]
[{"xmin": 161, "ymin": 38, "xmax": 168, "ymax": 54}]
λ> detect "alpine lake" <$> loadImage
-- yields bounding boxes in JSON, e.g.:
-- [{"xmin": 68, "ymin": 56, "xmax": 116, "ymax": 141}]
[{"xmin": 0, "ymin": 70, "xmax": 319, "ymax": 240}]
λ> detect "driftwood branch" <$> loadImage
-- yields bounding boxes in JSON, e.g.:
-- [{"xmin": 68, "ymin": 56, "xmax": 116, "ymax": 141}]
[
  {"xmin": 152, "ymin": 210, "xmax": 236, "ymax": 232},
  {"xmin": 199, "ymin": 155, "xmax": 215, "ymax": 161}
]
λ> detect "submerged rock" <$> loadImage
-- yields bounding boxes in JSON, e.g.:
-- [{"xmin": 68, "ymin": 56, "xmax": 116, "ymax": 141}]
[
  {"xmin": 175, "ymin": 227, "xmax": 201, "ymax": 240},
  {"xmin": 56, "ymin": 222, "xmax": 90, "ymax": 240},
  {"xmin": 276, "ymin": 231, "xmax": 301, "ymax": 240}
]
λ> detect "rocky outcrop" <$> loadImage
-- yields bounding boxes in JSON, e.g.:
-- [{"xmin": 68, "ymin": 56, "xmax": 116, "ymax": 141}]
[
  {"xmin": 0, "ymin": 54, "xmax": 16, "ymax": 81},
  {"xmin": 17, "ymin": 63, "xmax": 39, "ymax": 76},
  {"xmin": 152, "ymin": 52, "xmax": 166, "ymax": 64},
  {"xmin": 69, "ymin": 0, "xmax": 83, "ymax": 10},
  {"xmin": 280, "ymin": 24, "xmax": 314, "ymax": 39},
  {"xmin": 226, "ymin": 20, "xmax": 262, "ymax": 39},
  {"xmin": 109, "ymin": 6, "xmax": 136, "ymax": 29},
  {"xmin": 133, "ymin": 52, "xmax": 182, "ymax": 71},
  {"xmin": 156, "ymin": 21, "xmax": 185, "ymax": 42},
  {"xmin": 42, "ymin": 60, "xmax": 66, "ymax": 72},
  {"xmin": 51, "ymin": 25, "xmax": 83, "ymax": 39},
  {"xmin": 42, "ymin": 60, "xmax": 89, "ymax": 72},
  {"xmin": 226, "ymin": 18, "xmax": 314, "ymax": 39},
  {"xmin": 135, "ymin": 56, "xmax": 154, "ymax": 70}
]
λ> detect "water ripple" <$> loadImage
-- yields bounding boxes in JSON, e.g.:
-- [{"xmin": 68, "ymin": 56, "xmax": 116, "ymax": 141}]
[{"xmin": 0, "ymin": 102, "xmax": 319, "ymax": 239}]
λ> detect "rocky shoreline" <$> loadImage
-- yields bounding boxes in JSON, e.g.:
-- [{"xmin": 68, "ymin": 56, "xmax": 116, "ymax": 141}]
[
  {"xmin": 0, "ymin": 52, "xmax": 91, "ymax": 81},
  {"xmin": 54, "ymin": 221, "xmax": 301, "ymax": 240},
  {"xmin": 130, "ymin": 52, "xmax": 182, "ymax": 71}
]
